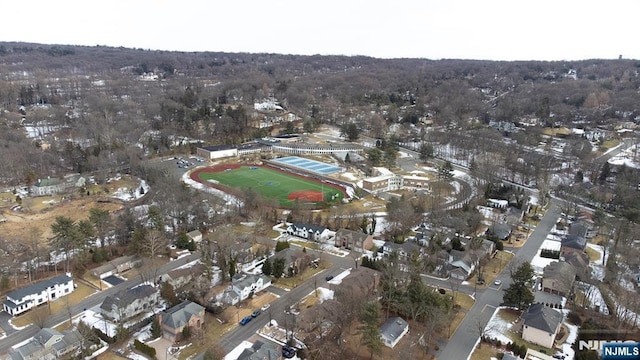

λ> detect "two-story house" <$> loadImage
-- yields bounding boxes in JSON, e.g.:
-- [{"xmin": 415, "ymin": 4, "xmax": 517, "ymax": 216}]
[
  {"xmin": 3, "ymin": 274, "xmax": 74, "ymax": 316},
  {"xmin": 334, "ymin": 229, "xmax": 374, "ymax": 253},
  {"xmin": 286, "ymin": 223, "xmax": 332, "ymax": 242},
  {"xmin": 541, "ymin": 262, "xmax": 576, "ymax": 297},
  {"xmin": 223, "ymin": 274, "xmax": 271, "ymax": 305},
  {"xmin": 158, "ymin": 301, "xmax": 205, "ymax": 342},
  {"xmin": 8, "ymin": 328, "xmax": 82, "ymax": 360},
  {"xmin": 100, "ymin": 284, "xmax": 159, "ymax": 322}
]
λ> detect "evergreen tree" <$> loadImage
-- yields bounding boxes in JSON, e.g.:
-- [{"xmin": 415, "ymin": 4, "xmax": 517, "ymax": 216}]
[
  {"xmin": 419, "ymin": 142, "xmax": 433, "ymax": 161},
  {"xmin": 437, "ymin": 160, "xmax": 454, "ymax": 180},
  {"xmin": 262, "ymin": 258, "xmax": 272, "ymax": 276},
  {"xmin": 502, "ymin": 262, "xmax": 535, "ymax": 309},
  {"xmin": 359, "ymin": 301, "xmax": 383, "ymax": 360},
  {"xmin": 151, "ymin": 317, "xmax": 162, "ymax": 339},
  {"xmin": 272, "ymin": 258, "xmax": 285, "ymax": 279},
  {"xmin": 598, "ymin": 162, "xmax": 610, "ymax": 184}
]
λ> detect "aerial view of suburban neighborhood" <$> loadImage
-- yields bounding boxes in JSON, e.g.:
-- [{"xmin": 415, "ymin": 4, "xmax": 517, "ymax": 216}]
[{"xmin": 0, "ymin": 42, "xmax": 639, "ymax": 360}]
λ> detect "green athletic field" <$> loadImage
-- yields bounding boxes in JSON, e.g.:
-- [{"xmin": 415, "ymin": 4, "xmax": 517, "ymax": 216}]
[{"xmin": 197, "ymin": 166, "xmax": 345, "ymax": 207}]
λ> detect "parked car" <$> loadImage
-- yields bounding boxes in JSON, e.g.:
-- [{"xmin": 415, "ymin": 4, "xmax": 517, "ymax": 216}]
[
  {"xmin": 493, "ymin": 279, "xmax": 502, "ymax": 286},
  {"xmin": 239, "ymin": 316, "xmax": 252, "ymax": 326},
  {"xmin": 325, "ymin": 275, "xmax": 334, "ymax": 281},
  {"xmin": 251, "ymin": 309, "xmax": 261, "ymax": 317},
  {"xmin": 261, "ymin": 304, "xmax": 271, "ymax": 311}
]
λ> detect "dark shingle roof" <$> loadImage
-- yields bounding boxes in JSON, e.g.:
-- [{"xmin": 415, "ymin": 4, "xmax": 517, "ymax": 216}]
[
  {"xmin": 562, "ymin": 234, "xmax": 586, "ymax": 250},
  {"xmin": 100, "ymin": 284, "xmax": 157, "ymax": 311},
  {"xmin": 6, "ymin": 274, "xmax": 72, "ymax": 301},
  {"xmin": 161, "ymin": 301, "xmax": 204, "ymax": 329},
  {"xmin": 380, "ymin": 317, "xmax": 408, "ymax": 341},
  {"xmin": 522, "ymin": 303, "xmax": 562, "ymax": 334}
]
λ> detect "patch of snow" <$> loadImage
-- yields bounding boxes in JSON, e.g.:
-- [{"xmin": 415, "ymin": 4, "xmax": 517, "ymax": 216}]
[
  {"xmin": 485, "ymin": 307, "xmax": 514, "ymax": 345},
  {"xmin": 559, "ymin": 321, "xmax": 578, "ymax": 360},
  {"xmin": 224, "ymin": 341, "xmax": 254, "ymax": 360},
  {"xmin": 111, "ymin": 179, "xmax": 150, "ymax": 202},
  {"xmin": 577, "ymin": 282, "xmax": 609, "ymax": 315},
  {"xmin": 327, "ymin": 268, "xmax": 352, "ymax": 285},
  {"xmin": 317, "ymin": 287, "xmax": 334, "ymax": 303},
  {"xmin": 586, "ymin": 243, "xmax": 607, "ymax": 281},
  {"xmin": 341, "ymin": 172, "xmax": 358, "ymax": 180}
]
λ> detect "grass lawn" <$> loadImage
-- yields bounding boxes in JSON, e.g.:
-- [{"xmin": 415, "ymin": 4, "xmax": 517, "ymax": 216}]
[
  {"xmin": 198, "ymin": 166, "xmax": 345, "ymax": 207},
  {"xmin": 600, "ymin": 139, "xmax": 620, "ymax": 151},
  {"xmin": 270, "ymin": 264, "xmax": 327, "ymax": 290},
  {"xmin": 11, "ymin": 281, "xmax": 97, "ymax": 328},
  {"xmin": 585, "ymin": 246, "xmax": 601, "ymax": 263}
]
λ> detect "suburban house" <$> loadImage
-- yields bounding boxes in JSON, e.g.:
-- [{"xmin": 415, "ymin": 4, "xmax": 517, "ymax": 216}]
[
  {"xmin": 521, "ymin": 303, "xmax": 563, "ymax": 348},
  {"xmin": 90, "ymin": 255, "xmax": 141, "ymax": 279},
  {"xmin": 379, "ymin": 317, "xmax": 409, "ymax": 349},
  {"xmin": 29, "ymin": 177, "xmax": 73, "ymax": 197},
  {"xmin": 100, "ymin": 284, "xmax": 159, "ymax": 322},
  {"xmin": 563, "ymin": 252, "xmax": 589, "ymax": 281},
  {"xmin": 159, "ymin": 263, "xmax": 207, "ymax": 289},
  {"xmin": 8, "ymin": 328, "xmax": 82, "ymax": 360},
  {"xmin": 486, "ymin": 223, "xmax": 512, "ymax": 241},
  {"xmin": 3, "ymin": 274, "xmax": 74, "ymax": 316},
  {"xmin": 340, "ymin": 267, "xmax": 380, "ymax": 297},
  {"xmin": 271, "ymin": 248, "xmax": 310, "ymax": 277},
  {"xmin": 158, "ymin": 301, "xmax": 205, "ymax": 342},
  {"xmin": 286, "ymin": 223, "xmax": 332, "ymax": 242},
  {"xmin": 236, "ymin": 340, "xmax": 279, "ymax": 360},
  {"xmin": 334, "ymin": 228, "xmax": 374, "ymax": 253},
  {"xmin": 447, "ymin": 250, "xmax": 477, "ymax": 280},
  {"xmin": 568, "ymin": 221, "xmax": 589, "ymax": 239},
  {"xmin": 560, "ymin": 234, "xmax": 587, "ymax": 258},
  {"xmin": 382, "ymin": 241, "xmax": 422, "ymax": 260},
  {"xmin": 541, "ymin": 262, "xmax": 576, "ymax": 297},
  {"xmin": 223, "ymin": 274, "xmax": 271, "ymax": 305},
  {"xmin": 186, "ymin": 230, "xmax": 203, "ymax": 244}
]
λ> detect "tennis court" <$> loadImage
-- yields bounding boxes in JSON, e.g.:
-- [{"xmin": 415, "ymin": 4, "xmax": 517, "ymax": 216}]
[{"xmin": 272, "ymin": 156, "xmax": 341, "ymax": 175}]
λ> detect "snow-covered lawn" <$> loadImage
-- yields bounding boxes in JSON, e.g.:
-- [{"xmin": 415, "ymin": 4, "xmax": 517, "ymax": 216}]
[
  {"xmin": 577, "ymin": 282, "xmax": 609, "ymax": 315},
  {"xmin": 112, "ymin": 179, "xmax": 149, "ymax": 202},
  {"xmin": 530, "ymin": 239, "xmax": 560, "ymax": 274},
  {"xmin": 225, "ymin": 341, "xmax": 254, "ymax": 360},
  {"xmin": 485, "ymin": 307, "xmax": 515, "ymax": 345},
  {"xmin": 586, "ymin": 243, "xmax": 607, "ymax": 281}
]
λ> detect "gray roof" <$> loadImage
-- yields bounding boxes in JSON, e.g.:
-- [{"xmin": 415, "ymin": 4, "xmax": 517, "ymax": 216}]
[
  {"xmin": 161, "ymin": 301, "xmax": 204, "ymax": 329},
  {"xmin": 201, "ymin": 144, "xmax": 237, "ymax": 151},
  {"xmin": 488, "ymin": 223, "xmax": 512, "ymax": 240},
  {"xmin": 5, "ymin": 274, "xmax": 72, "ymax": 301},
  {"xmin": 100, "ymin": 284, "xmax": 157, "ymax": 311},
  {"xmin": 233, "ymin": 274, "xmax": 269, "ymax": 291},
  {"xmin": 562, "ymin": 234, "xmax": 586, "ymax": 250},
  {"xmin": 237, "ymin": 340, "xmax": 279, "ymax": 360},
  {"xmin": 11, "ymin": 328, "xmax": 81, "ymax": 360},
  {"xmin": 542, "ymin": 261, "xmax": 576, "ymax": 281},
  {"xmin": 380, "ymin": 317, "xmax": 409, "ymax": 341},
  {"xmin": 569, "ymin": 222, "xmax": 589, "ymax": 238},
  {"xmin": 291, "ymin": 223, "xmax": 327, "ymax": 234},
  {"xmin": 522, "ymin": 303, "xmax": 562, "ymax": 334}
]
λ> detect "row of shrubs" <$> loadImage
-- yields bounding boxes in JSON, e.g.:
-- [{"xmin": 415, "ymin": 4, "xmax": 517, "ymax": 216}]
[
  {"xmin": 481, "ymin": 337, "xmax": 528, "ymax": 358},
  {"xmin": 134, "ymin": 339, "xmax": 157, "ymax": 358}
]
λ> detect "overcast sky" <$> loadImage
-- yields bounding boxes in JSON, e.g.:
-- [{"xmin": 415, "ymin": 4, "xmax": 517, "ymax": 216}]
[{"xmin": 2, "ymin": 0, "xmax": 637, "ymax": 61}]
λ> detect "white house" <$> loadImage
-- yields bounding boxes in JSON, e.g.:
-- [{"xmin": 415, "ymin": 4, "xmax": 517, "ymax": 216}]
[
  {"xmin": 186, "ymin": 230, "xmax": 203, "ymax": 244},
  {"xmin": 286, "ymin": 223, "xmax": 333, "ymax": 242},
  {"xmin": 380, "ymin": 317, "xmax": 409, "ymax": 348},
  {"xmin": 3, "ymin": 274, "xmax": 74, "ymax": 316},
  {"xmin": 223, "ymin": 274, "xmax": 271, "ymax": 305}
]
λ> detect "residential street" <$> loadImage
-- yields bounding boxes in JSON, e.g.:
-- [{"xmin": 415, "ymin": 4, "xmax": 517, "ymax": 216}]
[
  {"xmin": 218, "ymin": 249, "xmax": 353, "ymax": 353},
  {"xmin": 437, "ymin": 204, "xmax": 561, "ymax": 360}
]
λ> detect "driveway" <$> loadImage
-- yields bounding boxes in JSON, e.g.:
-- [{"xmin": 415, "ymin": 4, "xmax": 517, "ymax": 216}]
[
  {"xmin": 0, "ymin": 311, "xmax": 16, "ymax": 335},
  {"xmin": 148, "ymin": 337, "xmax": 173, "ymax": 360}
]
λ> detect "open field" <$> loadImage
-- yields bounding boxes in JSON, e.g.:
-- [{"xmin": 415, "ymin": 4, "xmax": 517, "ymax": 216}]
[{"xmin": 192, "ymin": 165, "xmax": 346, "ymax": 207}]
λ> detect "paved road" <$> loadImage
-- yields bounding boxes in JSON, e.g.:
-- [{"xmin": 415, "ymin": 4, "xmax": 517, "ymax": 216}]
[
  {"xmin": 437, "ymin": 204, "xmax": 561, "ymax": 360},
  {"xmin": 0, "ymin": 253, "xmax": 200, "ymax": 355},
  {"xmin": 218, "ymin": 249, "xmax": 353, "ymax": 353}
]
